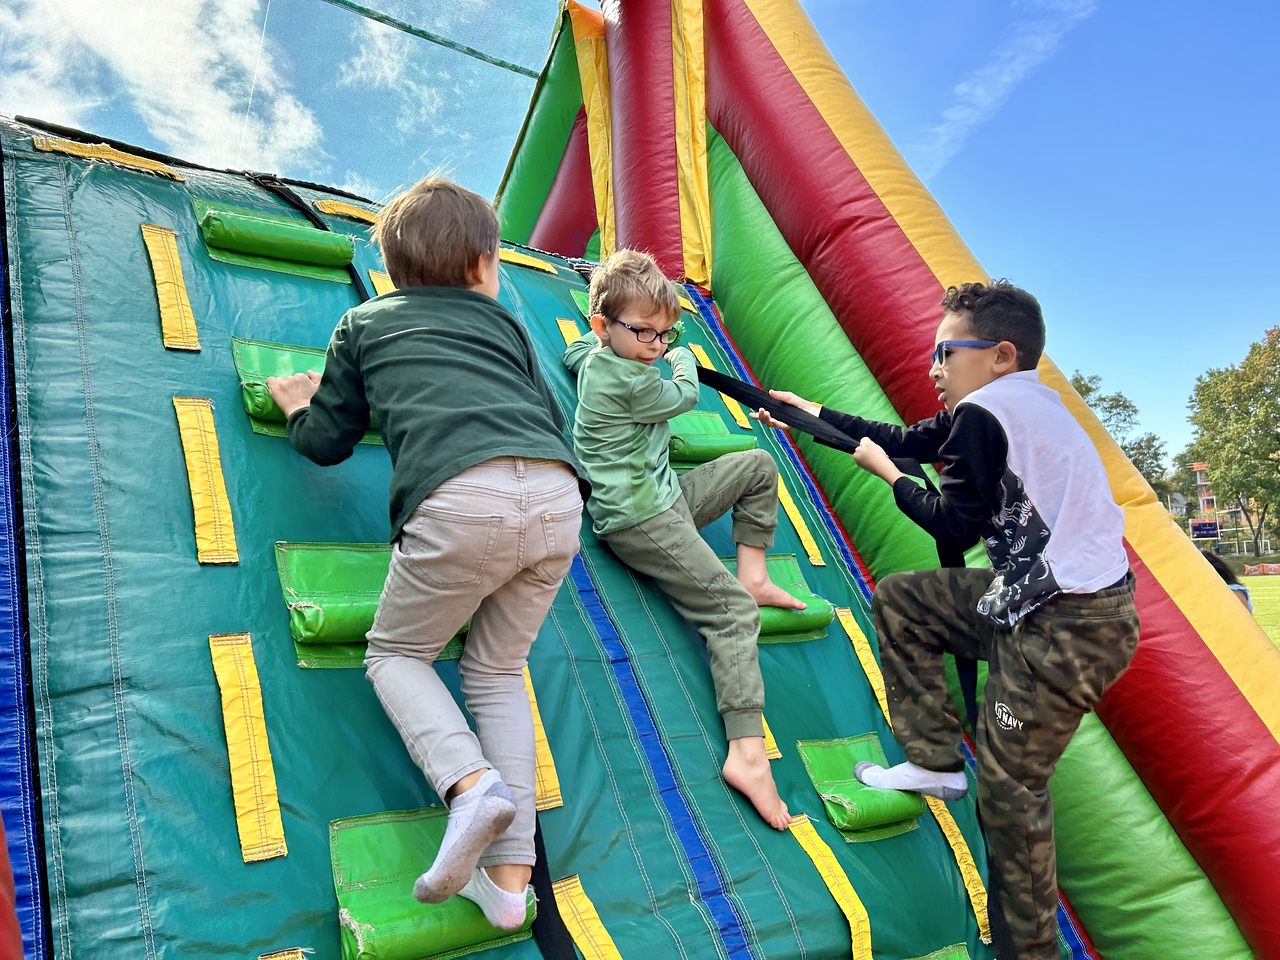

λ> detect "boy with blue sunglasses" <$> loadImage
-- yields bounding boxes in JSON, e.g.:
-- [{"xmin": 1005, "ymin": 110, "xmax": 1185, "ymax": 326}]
[
  {"xmin": 564, "ymin": 249, "xmax": 803, "ymax": 831},
  {"xmin": 758, "ymin": 280, "xmax": 1139, "ymax": 959}
]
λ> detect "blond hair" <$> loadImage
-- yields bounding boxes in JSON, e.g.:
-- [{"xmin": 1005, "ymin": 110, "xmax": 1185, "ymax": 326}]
[
  {"xmin": 372, "ymin": 176, "xmax": 499, "ymax": 289},
  {"xmin": 588, "ymin": 249, "xmax": 681, "ymax": 322}
]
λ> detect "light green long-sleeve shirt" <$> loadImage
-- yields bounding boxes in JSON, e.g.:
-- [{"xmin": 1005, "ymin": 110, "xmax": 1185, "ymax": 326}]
[{"xmin": 564, "ymin": 332, "xmax": 699, "ymax": 536}]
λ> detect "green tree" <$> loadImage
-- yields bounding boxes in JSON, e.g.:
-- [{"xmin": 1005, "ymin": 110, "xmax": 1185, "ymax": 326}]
[
  {"xmin": 1188, "ymin": 328, "xmax": 1280, "ymax": 556},
  {"xmin": 1071, "ymin": 370, "xmax": 1169, "ymax": 499}
]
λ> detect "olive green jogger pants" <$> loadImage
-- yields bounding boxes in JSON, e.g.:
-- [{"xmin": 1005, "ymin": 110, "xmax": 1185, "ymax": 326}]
[
  {"xmin": 604, "ymin": 449, "xmax": 781, "ymax": 741},
  {"xmin": 873, "ymin": 567, "xmax": 1139, "ymax": 960}
]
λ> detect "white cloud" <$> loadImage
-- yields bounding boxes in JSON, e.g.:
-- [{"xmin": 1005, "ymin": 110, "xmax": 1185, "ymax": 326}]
[
  {"xmin": 339, "ymin": 19, "xmax": 447, "ymax": 137},
  {"xmin": 910, "ymin": 0, "xmax": 1097, "ymax": 180},
  {"xmin": 334, "ymin": 169, "xmax": 387, "ymax": 203},
  {"xmin": 0, "ymin": 0, "xmax": 324, "ymax": 172}
]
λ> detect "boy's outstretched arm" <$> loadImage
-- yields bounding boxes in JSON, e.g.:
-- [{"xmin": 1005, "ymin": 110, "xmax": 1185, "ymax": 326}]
[
  {"xmin": 757, "ymin": 389, "xmax": 951, "ymax": 462},
  {"xmin": 629, "ymin": 345, "xmax": 699, "ymax": 424},
  {"xmin": 563, "ymin": 330, "xmax": 599, "ymax": 375},
  {"xmin": 276, "ymin": 316, "xmax": 371, "ymax": 466},
  {"xmin": 867, "ymin": 404, "xmax": 1006, "ymax": 546}
]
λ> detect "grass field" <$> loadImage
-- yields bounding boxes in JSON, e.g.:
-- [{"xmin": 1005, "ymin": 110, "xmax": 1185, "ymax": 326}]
[{"xmin": 1241, "ymin": 573, "xmax": 1280, "ymax": 650}]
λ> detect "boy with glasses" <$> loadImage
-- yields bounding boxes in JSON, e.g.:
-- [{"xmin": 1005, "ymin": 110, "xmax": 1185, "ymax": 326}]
[
  {"xmin": 757, "ymin": 280, "xmax": 1139, "ymax": 959},
  {"xmin": 564, "ymin": 250, "xmax": 802, "ymax": 830}
]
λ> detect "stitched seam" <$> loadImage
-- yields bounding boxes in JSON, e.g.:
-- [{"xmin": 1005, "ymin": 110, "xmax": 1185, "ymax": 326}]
[
  {"xmin": 61, "ymin": 161, "xmax": 157, "ymax": 958},
  {"xmin": 7, "ymin": 142, "xmax": 53, "ymax": 960}
]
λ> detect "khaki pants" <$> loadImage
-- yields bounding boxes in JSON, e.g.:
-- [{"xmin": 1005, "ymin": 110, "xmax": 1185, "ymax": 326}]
[
  {"xmin": 364, "ymin": 457, "xmax": 582, "ymax": 867},
  {"xmin": 604, "ymin": 449, "xmax": 780, "ymax": 740},
  {"xmin": 873, "ymin": 567, "xmax": 1139, "ymax": 959}
]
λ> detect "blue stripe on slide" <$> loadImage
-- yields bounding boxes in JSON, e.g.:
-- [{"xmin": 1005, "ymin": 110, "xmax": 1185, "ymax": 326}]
[
  {"xmin": 683, "ymin": 284, "xmax": 873, "ymax": 604},
  {"xmin": 568, "ymin": 556, "xmax": 757, "ymax": 960}
]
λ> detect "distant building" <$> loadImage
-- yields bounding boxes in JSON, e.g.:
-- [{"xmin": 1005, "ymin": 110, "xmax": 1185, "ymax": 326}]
[
  {"xmin": 1193, "ymin": 462, "xmax": 1213, "ymax": 513},
  {"xmin": 1168, "ymin": 492, "xmax": 1188, "ymax": 517}
]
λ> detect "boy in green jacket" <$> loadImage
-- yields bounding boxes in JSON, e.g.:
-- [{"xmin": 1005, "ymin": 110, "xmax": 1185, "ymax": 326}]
[
  {"xmin": 563, "ymin": 250, "xmax": 802, "ymax": 830},
  {"xmin": 267, "ymin": 178, "xmax": 584, "ymax": 931}
]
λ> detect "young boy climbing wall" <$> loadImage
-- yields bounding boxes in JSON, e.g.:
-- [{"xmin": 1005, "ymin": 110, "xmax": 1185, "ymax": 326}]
[
  {"xmin": 563, "ymin": 249, "xmax": 804, "ymax": 831},
  {"xmin": 266, "ymin": 177, "xmax": 585, "ymax": 932},
  {"xmin": 757, "ymin": 281, "xmax": 1140, "ymax": 958}
]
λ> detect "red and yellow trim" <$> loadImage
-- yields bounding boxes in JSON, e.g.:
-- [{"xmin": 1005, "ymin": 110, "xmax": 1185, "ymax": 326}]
[{"xmin": 568, "ymin": 2, "xmax": 615, "ymax": 260}]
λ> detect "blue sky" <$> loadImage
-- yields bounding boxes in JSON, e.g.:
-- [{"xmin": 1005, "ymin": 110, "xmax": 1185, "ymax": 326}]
[
  {"xmin": 1, "ymin": 0, "xmax": 1274, "ymax": 458},
  {"xmin": 800, "ymin": 0, "xmax": 1280, "ymax": 457}
]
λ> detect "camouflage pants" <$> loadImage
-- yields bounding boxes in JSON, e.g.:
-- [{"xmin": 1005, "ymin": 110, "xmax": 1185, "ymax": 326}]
[
  {"xmin": 605, "ymin": 449, "xmax": 780, "ymax": 741},
  {"xmin": 872, "ymin": 568, "xmax": 1139, "ymax": 959}
]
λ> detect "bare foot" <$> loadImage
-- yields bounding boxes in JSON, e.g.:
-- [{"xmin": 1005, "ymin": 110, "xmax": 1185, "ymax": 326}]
[
  {"xmin": 739, "ymin": 573, "xmax": 807, "ymax": 611},
  {"xmin": 723, "ymin": 737, "xmax": 791, "ymax": 830}
]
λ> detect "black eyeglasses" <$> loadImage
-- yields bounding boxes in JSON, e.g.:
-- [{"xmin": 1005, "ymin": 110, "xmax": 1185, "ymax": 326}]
[
  {"xmin": 610, "ymin": 318, "xmax": 682, "ymax": 345},
  {"xmin": 930, "ymin": 339, "xmax": 1021, "ymax": 366}
]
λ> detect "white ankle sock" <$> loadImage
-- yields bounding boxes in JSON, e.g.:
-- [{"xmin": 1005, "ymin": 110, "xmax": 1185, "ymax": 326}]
[
  {"xmin": 854, "ymin": 761, "xmax": 969, "ymax": 801},
  {"xmin": 414, "ymin": 769, "xmax": 516, "ymax": 904},
  {"xmin": 459, "ymin": 866, "xmax": 529, "ymax": 931}
]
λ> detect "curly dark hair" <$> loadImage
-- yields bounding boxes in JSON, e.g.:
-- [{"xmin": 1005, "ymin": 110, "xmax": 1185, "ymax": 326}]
[{"xmin": 940, "ymin": 280, "xmax": 1044, "ymax": 370}]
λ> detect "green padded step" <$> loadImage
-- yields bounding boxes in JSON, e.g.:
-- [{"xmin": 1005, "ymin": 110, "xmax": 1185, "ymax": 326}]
[
  {"xmin": 719, "ymin": 553, "xmax": 834, "ymax": 641},
  {"xmin": 796, "ymin": 733, "xmax": 927, "ymax": 842},
  {"xmin": 910, "ymin": 945, "xmax": 970, "ymax": 960},
  {"xmin": 192, "ymin": 197, "xmax": 354, "ymax": 283},
  {"xmin": 232, "ymin": 337, "xmax": 381, "ymax": 444},
  {"xmin": 669, "ymin": 409, "xmax": 758, "ymax": 465},
  {"xmin": 570, "ymin": 288, "xmax": 591, "ymax": 319},
  {"xmin": 331, "ymin": 806, "xmax": 535, "ymax": 960},
  {"xmin": 275, "ymin": 542, "xmax": 464, "ymax": 669}
]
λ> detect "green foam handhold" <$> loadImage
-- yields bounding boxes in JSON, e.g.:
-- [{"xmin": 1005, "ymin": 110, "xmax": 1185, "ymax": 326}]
[
  {"xmin": 331, "ymin": 806, "xmax": 535, "ymax": 960},
  {"xmin": 720, "ymin": 553, "xmax": 834, "ymax": 641},
  {"xmin": 232, "ymin": 337, "xmax": 381, "ymax": 444},
  {"xmin": 668, "ymin": 409, "xmax": 758, "ymax": 464},
  {"xmin": 797, "ymin": 733, "xmax": 927, "ymax": 841},
  {"xmin": 199, "ymin": 204, "xmax": 355, "ymax": 266},
  {"xmin": 275, "ymin": 542, "xmax": 465, "ymax": 668}
]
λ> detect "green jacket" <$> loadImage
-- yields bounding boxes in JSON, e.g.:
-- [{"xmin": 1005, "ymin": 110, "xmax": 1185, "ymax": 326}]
[
  {"xmin": 564, "ymin": 332, "xmax": 698, "ymax": 536},
  {"xmin": 288, "ymin": 286, "xmax": 581, "ymax": 539}
]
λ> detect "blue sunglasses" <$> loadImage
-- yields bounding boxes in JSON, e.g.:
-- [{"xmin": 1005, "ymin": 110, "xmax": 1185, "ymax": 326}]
[{"xmin": 930, "ymin": 339, "xmax": 1021, "ymax": 366}]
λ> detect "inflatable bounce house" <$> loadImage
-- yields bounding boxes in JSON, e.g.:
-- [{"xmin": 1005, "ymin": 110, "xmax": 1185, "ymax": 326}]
[{"xmin": 0, "ymin": 1, "xmax": 1277, "ymax": 958}]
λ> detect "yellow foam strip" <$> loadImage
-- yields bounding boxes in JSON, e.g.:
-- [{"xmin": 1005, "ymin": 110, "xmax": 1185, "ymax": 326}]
[
  {"xmin": 678, "ymin": 294, "xmax": 697, "ymax": 313},
  {"xmin": 500, "ymin": 248, "xmax": 558, "ymax": 275},
  {"xmin": 777, "ymin": 477, "xmax": 825, "ymax": 567},
  {"xmin": 172, "ymin": 398, "xmax": 239, "ymax": 564},
  {"xmin": 835, "ymin": 608, "xmax": 888, "ymax": 722},
  {"xmin": 672, "ymin": 0, "xmax": 712, "ymax": 285},
  {"xmin": 557, "ymin": 317, "xmax": 583, "ymax": 345},
  {"xmin": 314, "ymin": 198, "xmax": 380, "ymax": 223},
  {"xmin": 258, "ymin": 950, "xmax": 306, "ymax": 960},
  {"xmin": 34, "ymin": 136, "xmax": 186, "ymax": 181},
  {"xmin": 209, "ymin": 633, "xmax": 287, "ymax": 863},
  {"xmin": 740, "ymin": 0, "xmax": 983, "ymax": 290},
  {"xmin": 524, "ymin": 666, "xmax": 563, "ymax": 811},
  {"xmin": 688, "ymin": 344, "xmax": 751, "ymax": 428},
  {"xmin": 552, "ymin": 875, "xmax": 623, "ymax": 960},
  {"xmin": 368, "ymin": 269, "xmax": 396, "ymax": 296},
  {"xmin": 762, "ymin": 717, "xmax": 782, "ymax": 760},
  {"xmin": 926, "ymin": 796, "xmax": 991, "ymax": 944},
  {"xmin": 745, "ymin": 0, "xmax": 1280, "ymax": 740},
  {"xmin": 139, "ymin": 224, "xmax": 199, "ymax": 351},
  {"xmin": 835, "ymin": 607, "xmax": 990, "ymax": 942},
  {"xmin": 568, "ymin": 3, "xmax": 615, "ymax": 259},
  {"xmin": 788, "ymin": 813, "xmax": 872, "ymax": 958}
]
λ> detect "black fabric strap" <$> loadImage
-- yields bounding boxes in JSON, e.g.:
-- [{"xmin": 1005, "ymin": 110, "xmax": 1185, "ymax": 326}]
[
  {"xmin": 247, "ymin": 173, "xmax": 372, "ymax": 303},
  {"xmin": 695, "ymin": 365, "xmax": 860, "ymax": 452},
  {"xmin": 529, "ymin": 815, "xmax": 576, "ymax": 959}
]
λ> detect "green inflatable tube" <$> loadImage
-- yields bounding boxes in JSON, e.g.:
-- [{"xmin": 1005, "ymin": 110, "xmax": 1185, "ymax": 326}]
[
  {"xmin": 1051, "ymin": 713, "xmax": 1254, "ymax": 959},
  {"xmin": 706, "ymin": 126, "xmax": 939, "ymax": 578},
  {"xmin": 494, "ymin": 16, "xmax": 582, "ymax": 243},
  {"xmin": 200, "ymin": 209, "xmax": 355, "ymax": 266}
]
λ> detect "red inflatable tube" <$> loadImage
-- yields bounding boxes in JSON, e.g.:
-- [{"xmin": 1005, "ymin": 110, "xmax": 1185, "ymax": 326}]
[
  {"xmin": 1096, "ymin": 548, "xmax": 1280, "ymax": 956},
  {"xmin": 529, "ymin": 107, "xmax": 598, "ymax": 259},
  {"xmin": 602, "ymin": 0, "xmax": 685, "ymax": 277},
  {"xmin": 706, "ymin": 4, "xmax": 1280, "ymax": 954},
  {"xmin": 705, "ymin": 0, "xmax": 945, "ymax": 426}
]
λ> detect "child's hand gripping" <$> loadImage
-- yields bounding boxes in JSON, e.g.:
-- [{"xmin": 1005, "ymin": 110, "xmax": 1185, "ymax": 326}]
[
  {"xmin": 266, "ymin": 370, "xmax": 322, "ymax": 418},
  {"xmin": 852, "ymin": 437, "xmax": 903, "ymax": 485},
  {"xmin": 749, "ymin": 389, "xmax": 820, "ymax": 430}
]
